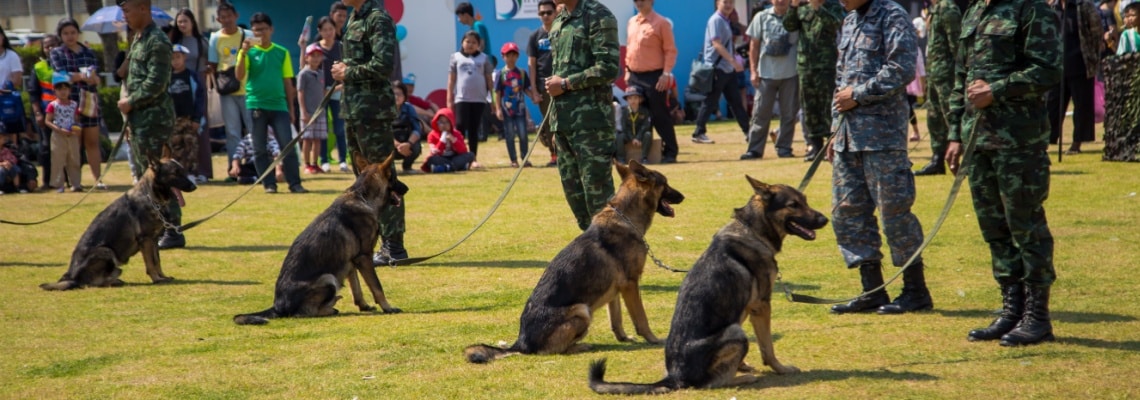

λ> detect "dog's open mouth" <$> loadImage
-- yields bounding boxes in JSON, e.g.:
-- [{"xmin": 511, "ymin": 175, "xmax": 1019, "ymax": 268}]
[
  {"xmin": 656, "ymin": 199, "xmax": 676, "ymax": 218},
  {"xmin": 388, "ymin": 191, "xmax": 403, "ymax": 208},
  {"xmin": 787, "ymin": 220, "xmax": 817, "ymax": 240}
]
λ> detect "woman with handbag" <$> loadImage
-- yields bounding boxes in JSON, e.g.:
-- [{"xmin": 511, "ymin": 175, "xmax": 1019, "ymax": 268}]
[{"xmin": 50, "ymin": 18, "xmax": 104, "ymax": 189}]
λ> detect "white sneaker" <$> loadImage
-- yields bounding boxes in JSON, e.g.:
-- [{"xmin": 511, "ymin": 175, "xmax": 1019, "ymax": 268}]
[
  {"xmin": 197, "ymin": 175, "xmax": 209, "ymax": 183},
  {"xmin": 339, "ymin": 162, "xmax": 348, "ymax": 172},
  {"xmin": 18, "ymin": 189, "xmax": 28, "ymax": 193},
  {"xmin": 321, "ymin": 163, "xmax": 331, "ymax": 173}
]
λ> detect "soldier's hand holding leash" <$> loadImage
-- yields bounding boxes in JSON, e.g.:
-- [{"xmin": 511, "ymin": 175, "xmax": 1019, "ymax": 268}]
[
  {"xmin": 545, "ymin": 76, "xmax": 568, "ymax": 97},
  {"xmin": 331, "ymin": 61, "xmax": 347, "ymax": 82},
  {"xmin": 833, "ymin": 86, "xmax": 857, "ymax": 112},
  {"xmin": 947, "ymin": 79, "xmax": 995, "ymax": 174}
]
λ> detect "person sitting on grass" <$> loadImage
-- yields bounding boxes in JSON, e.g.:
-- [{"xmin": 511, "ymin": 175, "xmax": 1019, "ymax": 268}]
[
  {"xmin": 615, "ymin": 86, "xmax": 653, "ymax": 164},
  {"xmin": 228, "ymin": 131, "xmax": 284, "ymax": 185},
  {"xmin": 392, "ymin": 80, "xmax": 423, "ymax": 173},
  {"xmin": 420, "ymin": 108, "xmax": 474, "ymax": 173},
  {"xmin": 0, "ymin": 135, "xmax": 37, "ymax": 194}
]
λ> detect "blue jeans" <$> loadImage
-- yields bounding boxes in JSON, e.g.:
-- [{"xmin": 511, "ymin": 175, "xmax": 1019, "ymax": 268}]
[
  {"xmin": 221, "ymin": 94, "xmax": 253, "ymax": 164},
  {"xmin": 503, "ymin": 115, "xmax": 529, "ymax": 163},
  {"xmin": 251, "ymin": 109, "xmax": 301, "ymax": 189},
  {"xmin": 320, "ymin": 99, "xmax": 347, "ymax": 165}
]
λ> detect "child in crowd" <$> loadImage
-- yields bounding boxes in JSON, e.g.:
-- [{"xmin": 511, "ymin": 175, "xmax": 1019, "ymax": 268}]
[
  {"xmin": 44, "ymin": 79, "xmax": 81, "ymax": 193},
  {"xmin": 615, "ymin": 86, "xmax": 653, "ymax": 164},
  {"xmin": 1119, "ymin": 2, "xmax": 1140, "ymax": 55},
  {"xmin": 447, "ymin": 31, "xmax": 493, "ymax": 169},
  {"xmin": 167, "ymin": 44, "xmax": 206, "ymax": 181},
  {"xmin": 421, "ymin": 108, "xmax": 475, "ymax": 173},
  {"xmin": 228, "ymin": 130, "xmax": 284, "ymax": 185},
  {"xmin": 392, "ymin": 81, "xmax": 423, "ymax": 173},
  {"xmin": 494, "ymin": 42, "xmax": 532, "ymax": 168},
  {"xmin": 0, "ymin": 135, "xmax": 36, "ymax": 194},
  {"xmin": 297, "ymin": 43, "xmax": 327, "ymax": 174}
]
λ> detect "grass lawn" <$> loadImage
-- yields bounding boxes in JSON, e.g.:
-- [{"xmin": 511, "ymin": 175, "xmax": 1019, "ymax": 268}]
[{"xmin": 2, "ymin": 110, "xmax": 1139, "ymax": 399}]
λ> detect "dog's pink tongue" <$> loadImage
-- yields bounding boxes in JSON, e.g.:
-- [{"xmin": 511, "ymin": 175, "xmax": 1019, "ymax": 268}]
[{"xmin": 174, "ymin": 189, "xmax": 186, "ymax": 207}]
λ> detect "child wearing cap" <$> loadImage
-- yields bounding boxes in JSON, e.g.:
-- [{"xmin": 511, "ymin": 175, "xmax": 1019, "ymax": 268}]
[
  {"xmin": 44, "ymin": 79, "xmax": 81, "ymax": 192},
  {"xmin": 297, "ymin": 43, "xmax": 327, "ymax": 174},
  {"xmin": 615, "ymin": 86, "xmax": 653, "ymax": 164},
  {"xmin": 167, "ymin": 44, "xmax": 206, "ymax": 181},
  {"xmin": 493, "ymin": 42, "xmax": 532, "ymax": 168}
]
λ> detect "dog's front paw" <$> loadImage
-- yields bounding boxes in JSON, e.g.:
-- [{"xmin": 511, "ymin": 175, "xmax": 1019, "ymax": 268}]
[
  {"xmin": 152, "ymin": 276, "xmax": 174, "ymax": 284},
  {"xmin": 772, "ymin": 364, "xmax": 800, "ymax": 375},
  {"xmin": 738, "ymin": 362, "xmax": 758, "ymax": 373},
  {"xmin": 615, "ymin": 335, "xmax": 635, "ymax": 343},
  {"xmin": 109, "ymin": 279, "xmax": 126, "ymax": 287},
  {"xmin": 642, "ymin": 335, "xmax": 665, "ymax": 345},
  {"xmin": 382, "ymin": 307, "xmax": 402, "ymax": 314},
  {"xmin": 357, "ymin": 304, "xmax": 377, "ymax": 312}
]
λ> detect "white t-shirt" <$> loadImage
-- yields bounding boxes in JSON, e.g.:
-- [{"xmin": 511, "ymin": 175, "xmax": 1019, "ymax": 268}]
[{"xmin": 0, "ymin": 49, "xmax": 23, "ymax": 89}]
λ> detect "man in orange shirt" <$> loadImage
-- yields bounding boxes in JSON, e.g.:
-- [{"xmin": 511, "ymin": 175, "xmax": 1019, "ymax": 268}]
[{"xmin": 624, "ymin": 0, "xmax": 679, "ymax": 163}]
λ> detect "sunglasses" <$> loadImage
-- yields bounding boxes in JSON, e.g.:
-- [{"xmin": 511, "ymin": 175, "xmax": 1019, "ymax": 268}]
[{"xmin": 538, "ymin": 11, "xmax": 554, "ymax": 16}]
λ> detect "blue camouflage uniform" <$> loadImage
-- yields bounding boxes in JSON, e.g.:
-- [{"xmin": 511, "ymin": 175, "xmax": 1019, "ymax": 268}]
[{"xmin": 830, "ymin": 0, "xmax": 924, "ymax": 269}]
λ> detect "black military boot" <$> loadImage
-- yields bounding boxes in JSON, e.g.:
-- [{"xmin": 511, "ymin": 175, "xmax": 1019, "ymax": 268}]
[
  {"xmin": 831, "ymin": 261, "xmax": 891, "ymax": 314},
  {"xmin": 877, "ymin": 263, "xmax": 933, "ymax": 314},
  {"xmin": 967, "ymin": 281, "xmax": 1025, "ymax": 341},
  {"xmin": 1000, "ymin": 284, "xmax": 1054, "ymax": 346},
  {"xmin": 157, "ymin": 213, "xmax": 185, "ymax": 250},
  {"xmin": 372, "ymin": 234, "xmax": 409, "ymax": 266},
  {"xmin": 803, "ymin": 137, "xmax": 825, "ymax": 162},
  {"xmin": 914, "ymin": 154, "xmax": 946, "ymax": 176}
]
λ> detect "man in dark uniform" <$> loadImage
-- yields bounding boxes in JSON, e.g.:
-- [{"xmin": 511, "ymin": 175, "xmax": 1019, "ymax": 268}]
[
  {"xmin": 545, "ymin": 0, "xmax": 620, "ymax": 231},
  {"xmin": 332, "ymin": 0, "xmax": 408, "ymax": 265},
  {"xmin": 117, "ymin": 0, "xmax": 181, "ymax": 248},
  {"xmin": 947, "ymin": 0, "xmax": 1062, "ymax": 347}
]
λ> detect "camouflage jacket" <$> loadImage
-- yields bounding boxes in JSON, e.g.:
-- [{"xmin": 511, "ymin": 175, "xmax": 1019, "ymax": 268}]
[
  {"xmin": 831, "ymin": 0, "xmax": 916, "ymax": 152},
  {"xmin": 341, "ymin": 0, "xmax": 396, "ymax": 121},
  {"xmin": 126, "ymin": 22, "xmax": 174, "ymax": 127},
  {"xmin": 949, "ymin": 0, "xmax": 1061, "ymax": 150},
  {"xmin": 926, "ymin": 0, "xmax": 962, "ymax": 89},
  {"xmin": 783, "ymin": 0, "xmax": 846, "ymax": 72},
  {"xmin": 549, "ymin": 0, "xmax": 620, "ymax": 132}
]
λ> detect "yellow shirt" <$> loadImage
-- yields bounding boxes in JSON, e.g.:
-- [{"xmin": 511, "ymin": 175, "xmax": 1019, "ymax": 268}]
[{"xmin": 210, "ymin": 28, "xmax": 251, "ymax": 95}]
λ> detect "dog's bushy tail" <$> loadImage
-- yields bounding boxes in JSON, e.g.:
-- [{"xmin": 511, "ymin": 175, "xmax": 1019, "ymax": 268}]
[
  {"xmin": 588, "ymin": 359, "xmax": 674, "ymax": 395},
  {"xmin": 40, "ymin": 280, "xmax": 79, "ymax": 291},
  {"xmin": 233, "ymin": 308, "xmax": 278, "ymax": 325},
  {"xmin": 464, "ymin": 343, "xmax": 519, "ymax": 364}
]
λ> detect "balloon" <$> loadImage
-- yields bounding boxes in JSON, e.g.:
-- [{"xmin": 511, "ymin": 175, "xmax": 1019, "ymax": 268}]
[{"xmin": 396, "ymin": 25, "xmax": 407, "ymax": 41}]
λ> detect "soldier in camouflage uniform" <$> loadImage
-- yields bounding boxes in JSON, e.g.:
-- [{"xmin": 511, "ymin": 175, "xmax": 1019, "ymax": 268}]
[
  {"xmin": 545, "ymin": 0, "xmax": 619, "ymax": 231},
  {"xmin": 946, "ymin": 0, "xmax": 1061, "ymax": 346},
  {"xmin": 117, "ymin": 0, "xmax": 181, "ymax": 248},
  {"xmin": 331, "ymin": 0, "xmax": 408, "ymax": 265},
  {"xmin": 827, "ymin": 0, "xmax": 932, "ymax": 316},
  {"xmin": 914, "ymin": 0, "xmax": 962, "ymax": 176},
  {"xmin": 783, "ymin": 0, "xmax": 845, "ymax": 161}
]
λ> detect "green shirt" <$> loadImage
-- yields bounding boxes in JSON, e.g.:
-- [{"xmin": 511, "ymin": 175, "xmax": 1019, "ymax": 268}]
[{"xmin": 242, "ymin": 42, "xmax": 294, "ymax": 112}]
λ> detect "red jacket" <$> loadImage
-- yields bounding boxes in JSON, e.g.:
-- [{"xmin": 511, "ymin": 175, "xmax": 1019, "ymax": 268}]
[{"xmin": 420, "ymin": 108, "xmax": 469, "ymax": 172}]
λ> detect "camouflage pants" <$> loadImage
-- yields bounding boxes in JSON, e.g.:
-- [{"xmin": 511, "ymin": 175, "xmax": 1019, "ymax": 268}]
[
  {"xmin": 967, "ymin": 148, "xmax": 1055, "ymax": 286},
  {"xmin": 167, "ymin": 117, "xmax": 198, "ymax": 176},
  {"xmin": 799, "ymin": 68, "xmax": 837, "ymax": 140},
  {"xmin": 346, "ymin": 118, "xmax": 404, "ymax": 237},
  {"xmin": 925, "ymin": 81, "xmax": 952, "ymax": 158},
  {"xmin": 554, "ymin": 127, "xmax": 616, "ymax": 231},
  {"xmin": 129, "ymin": 121, "xmax": 180, "ymax": 222},
  {"xmin": 832, "ymin": 150, "xmax": 925, "ymax": 267}
]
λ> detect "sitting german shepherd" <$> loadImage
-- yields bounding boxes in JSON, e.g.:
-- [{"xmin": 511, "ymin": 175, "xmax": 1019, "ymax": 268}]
[
  {"xmin": 41, "ymin": 158, "xmax": 198, "ymax": 291},
  {"xmin": 588, "ymin": 177, "xmax": 829, "ymax": 394},
  {"xmin": 233, "ymin": 154, "xmax": 406, "ymax": 325},
  {"xmin": 465, "ymin": 160, "xmax": 684, "ymax": 363}
]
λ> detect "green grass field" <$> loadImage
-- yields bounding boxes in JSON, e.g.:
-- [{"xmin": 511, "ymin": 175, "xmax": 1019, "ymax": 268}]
[{"xmin": 2, "ymin": 113, "xmax": 1139, "ymax": 399}]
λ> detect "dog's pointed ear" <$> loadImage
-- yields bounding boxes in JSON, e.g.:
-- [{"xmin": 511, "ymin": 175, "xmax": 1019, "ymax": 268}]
[
  {"xmin": 746, "ymin": 175, "xmax": 771, "ymax": 194},
  {"xmin": 614, "ymin": 159, "xmax": 632, "ymax": 180},
  {"xmin": 351, "ymin": 150, "xmax": 369, "ymax": 175},
  {"xmin": 378, "ymin": 152, "xmax": 396, "ymax": 180},
  {"xmin": 161, "ymin": 143, "xmax": 173, "ymax": 160},
  {"xmin": 627, "ymin": 159, "xmax": 650, "ymax": 182}
]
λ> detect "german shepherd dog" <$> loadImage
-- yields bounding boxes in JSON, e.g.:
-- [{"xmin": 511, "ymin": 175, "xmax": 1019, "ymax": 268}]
[
  {"xmin": 233, "ymin": 154, "xmax": 406, "ymax": 325},
  {"xmin": 40, "ymin": 158, "xmax": 198, "ymax": 291},
  {"xmin": 465, "ymin": 161, "xmax": 684, "ymax": 363},
  {"xmin": 588, "ymin": 177, "xmax": 829, "ymax": 394}
]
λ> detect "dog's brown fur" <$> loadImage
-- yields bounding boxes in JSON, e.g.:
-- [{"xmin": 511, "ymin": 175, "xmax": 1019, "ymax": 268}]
[
  {"xmin": 464, "ymin": 161, "xmax": 684, "ymax": 363},
  {"xmin": 40, "ymin": 158, "xmax": 198, "ymax": 291},
  {"xmin": 589, "ymin": 177, "xmax": 829, "ymax": 394},
  {"xmin": 233, "ymin": 154, "xmax": 405, "ymax": 325}
]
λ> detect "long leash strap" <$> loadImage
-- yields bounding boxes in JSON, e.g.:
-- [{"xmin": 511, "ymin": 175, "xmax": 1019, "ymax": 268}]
[
  {"xmin": 780, "ymin": 119, "xmax": 979, "ymax": 304},
  {"xmin": 180, "ymin": 88, "xmax": 336, "ymax": 232},
  {"xmin": 386, "ymin": 100, "xmax": 552, "ymax": 267},
  {"xmin": 0, "ymin": 127, "xmax": 127, "ymax": 226},
  {"xmin": 797, "ymin": 114, "xmax": 843, "ymax": 192}
]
